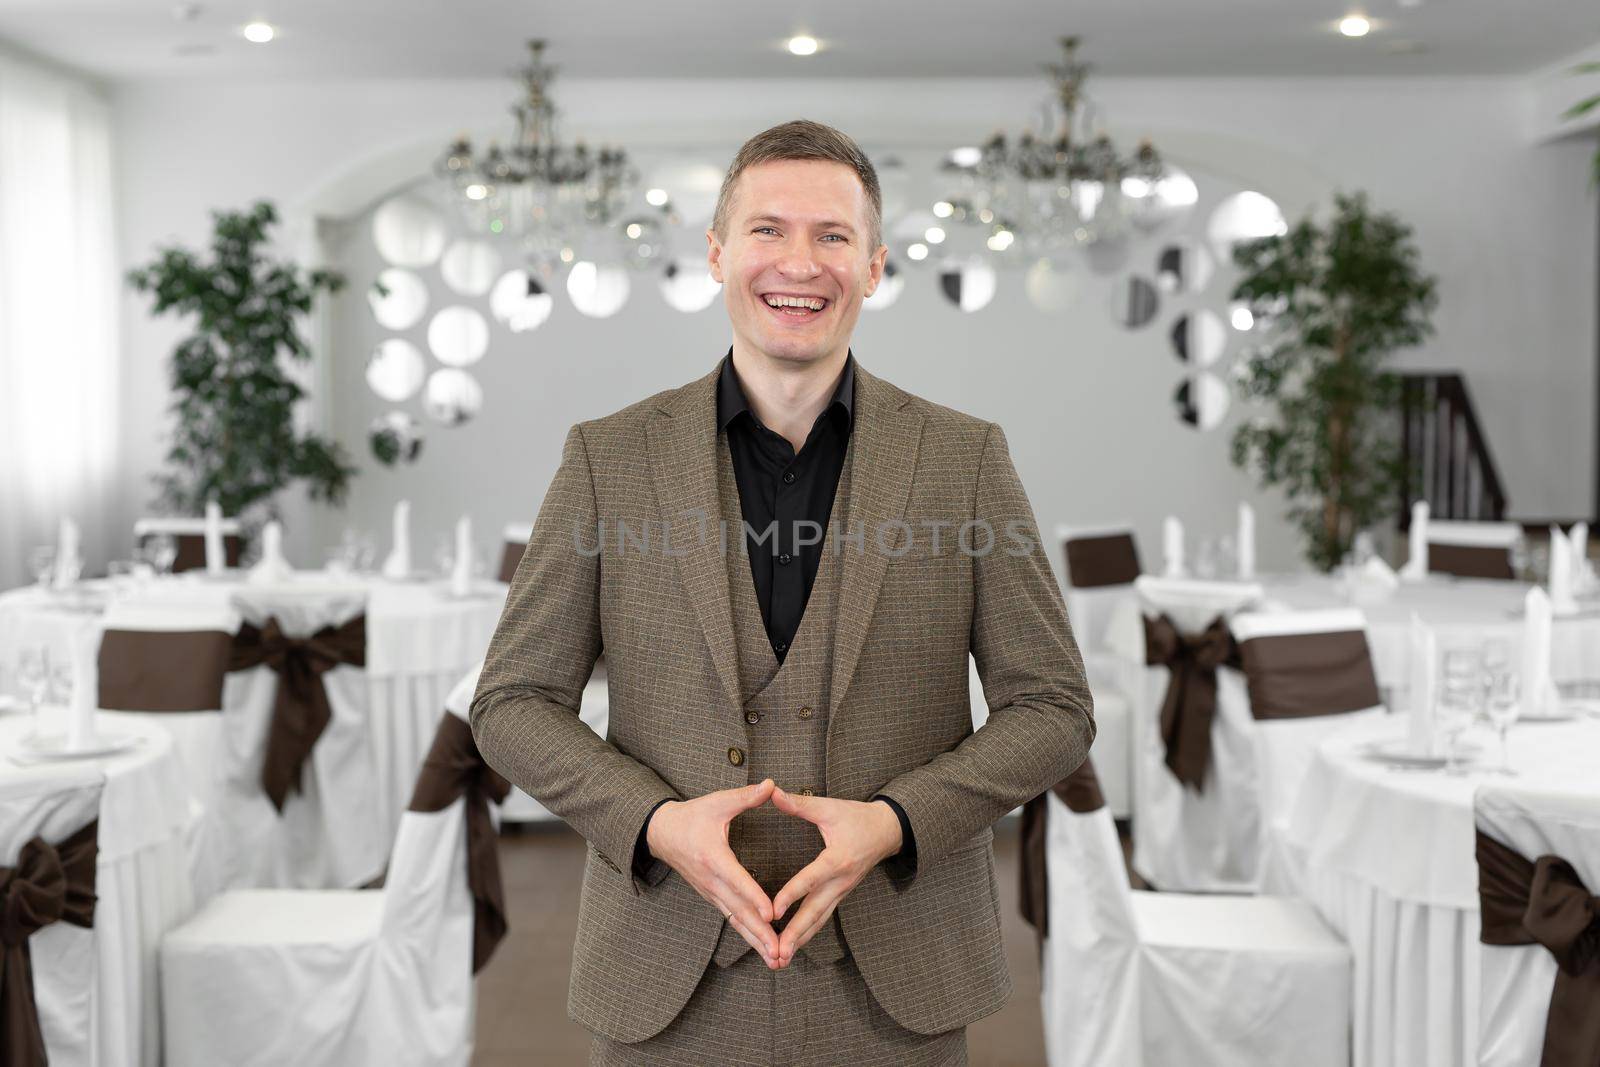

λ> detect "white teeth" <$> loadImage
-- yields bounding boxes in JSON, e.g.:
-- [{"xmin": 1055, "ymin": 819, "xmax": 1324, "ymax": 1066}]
[{"xmin": 764, "ymin": 295, "xmax": 825, "ymax": 311}]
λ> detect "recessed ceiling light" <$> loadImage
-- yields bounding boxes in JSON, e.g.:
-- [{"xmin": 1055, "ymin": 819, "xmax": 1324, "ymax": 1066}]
[
  {"xmin": 787, "ymin": 35, "xmax": 818, "ymax": 57},
  {"xmin": 1338, "ymin": 15, "xmax": 1371, "ymax": 37},
  {"xmin": 242, "ymin": 21, "xmax": 275, "ymax": 44}
]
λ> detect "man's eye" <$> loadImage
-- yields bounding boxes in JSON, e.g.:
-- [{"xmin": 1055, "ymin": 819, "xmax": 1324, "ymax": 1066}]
[
  {"xmin": 754, "ymin": 227, "xmax": 778, "ymax": 236},
  {"xmin": 821, "ymin": 234, "xmax": 845, "ymax": 242}
]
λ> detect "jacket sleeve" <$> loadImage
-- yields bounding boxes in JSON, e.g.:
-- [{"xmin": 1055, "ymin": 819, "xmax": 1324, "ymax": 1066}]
[
  {"xmin": 470, "ymin": 423, "xmax": 679, "ymax": 890},
  {"xmin": 876, "ymin": 422, "xmax": 1096, "ymax": 875}
]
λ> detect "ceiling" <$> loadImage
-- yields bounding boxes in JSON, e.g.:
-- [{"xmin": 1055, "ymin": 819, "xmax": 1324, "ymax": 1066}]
[{"xmin": 1, "ymin": 0, "xmax": 1597, "ymax": 83}]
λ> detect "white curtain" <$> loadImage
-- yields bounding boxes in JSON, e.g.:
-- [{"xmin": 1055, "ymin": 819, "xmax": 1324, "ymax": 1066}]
[{"xmin": 0, "ymin": 51, "xmax": 118, "ymax": 589}]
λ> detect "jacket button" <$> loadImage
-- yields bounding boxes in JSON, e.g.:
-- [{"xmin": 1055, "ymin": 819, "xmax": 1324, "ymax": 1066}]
[
  {"xmin": 727, "ymin": 746, "xmax": 745, "ymax": 766},
  {"xmin": 797, "ymin": 706, "xmax": 813, "ymax": 720},
  {"xmin": 745, "ymin": 710, "xmax": 761, "ymax": 725}
]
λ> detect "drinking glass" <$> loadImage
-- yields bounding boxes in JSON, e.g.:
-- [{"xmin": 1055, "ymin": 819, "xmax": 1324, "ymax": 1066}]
[
  {"xmin": 1439, "ymin": 647, "xmax": 1482, "ymax": 775},
  {"xmin": 28, "ymin": 546, "xmax": 56, "ymax": 589},
  {"xmin": 146, "ymin": 533, "xmax": 178, "ymax": 575},
  {"xmin": 16, "ymin": 646, "xmax": 50, "ymax": 731},
  {"xmin": 1484, "ymin": 670, "xmax": 1520, "ymax": 775},
  {"xmin": 434, "ymin": 536, "xmax": 456, "ymax": 578}
]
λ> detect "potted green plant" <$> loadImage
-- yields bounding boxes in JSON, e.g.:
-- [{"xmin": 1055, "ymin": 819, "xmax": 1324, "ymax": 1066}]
[
  {"xmin": 127, "ymin": 201, "xmax": 355, "ymax": 524},
  {"xmin": 1565, "ymin": 62, "xmax": 1600, "ymax": 184},
  {"xmin": 1229, "ymin": 191, "xmax": 1439, "ymax": 571}
]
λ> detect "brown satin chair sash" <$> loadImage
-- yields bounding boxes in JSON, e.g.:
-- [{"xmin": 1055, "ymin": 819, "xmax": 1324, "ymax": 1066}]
[
  {"xmin": 1429, "ymin": 542, "xmax": 1515, "ymax": 580},
  {"xmin": 1020, "ymin": 760, "xmax": 1104, "ymax": 944},
  {"xmin": 1064, "ymin": 533, "xmax": 1142, "ymax": 589},
  {"xmin": 1144, "ymin": 613, "xmax": 1238, "ymax": 790},
  {"xmin": 228, "ymin": 614, "xmax": 367, "ymax": 812},
  {"xmin": 1237, "ymin": 630, "xmax": 1381, "ymax": 720},
  {"xmin": 408, "ymin": 713, "xmax": 512, "ymax": 974},
  {"xmin": 0, "ymin": 819, "xmax": 99, "ymax": 1067},
  {"xmin": 1476, "ymin": 831, "xmax": 1600, "ymax": 1066},
  {"xmin": 98, "ymin": 629, "xmax": 232, "ymax": 712},
  {"xmin": 147, "ymin": 532, "xmax": 243, "ymax": 574},
  {"xmin": 497, "ymin": 541, "xmax": 527, "ymax": 584}
]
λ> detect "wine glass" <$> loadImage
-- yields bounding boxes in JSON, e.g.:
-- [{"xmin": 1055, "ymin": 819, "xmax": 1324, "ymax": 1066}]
[
  {"xmin": 28, "ymin": 546, "xmax": 56, "ymax": 589},
  {"xmin": 16, "ymin": 646, "xmax": 50, "ymax": 731},
  {"xmin": 1439, "ymin": 647, "xmax": 1482, "ymax": 775},
  {"xmin": 434, "ymin": 535, "xmax": 456, "ymax": 578},
  {"xmin": 146, "ymin": 533, "xmax": 178, "ymax": 576},
  {"xmin": 1484, "ymin": 669, "xmax": 1520, "ymax": 775}
]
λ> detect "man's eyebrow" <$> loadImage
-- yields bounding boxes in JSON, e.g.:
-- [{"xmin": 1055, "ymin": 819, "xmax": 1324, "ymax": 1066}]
[{"xmin": 745, "ymin": 214, "xmax": 857, "ymax": 234}]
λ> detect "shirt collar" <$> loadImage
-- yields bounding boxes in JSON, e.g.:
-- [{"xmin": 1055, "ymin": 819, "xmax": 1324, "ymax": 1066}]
[{"xmin": 716, "ymin": 348, "xmax": 855, "ymax": 434}]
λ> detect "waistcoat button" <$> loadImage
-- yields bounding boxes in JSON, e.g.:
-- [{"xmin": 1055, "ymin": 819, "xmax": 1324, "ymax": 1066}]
[
  {"xmin": 799, "ymin": 788, "xmax": 814, "ymax": 797},
  {"xmin": 727, "ymin": 746, "xmax": 745, "ymax": 766},
  {"xmin": 797, "ymin": 706, "xmax": 813, "ymax": 720},
  {"xmin": 745, "ymin": 710, "xmax": 761, "ymax": 725}
]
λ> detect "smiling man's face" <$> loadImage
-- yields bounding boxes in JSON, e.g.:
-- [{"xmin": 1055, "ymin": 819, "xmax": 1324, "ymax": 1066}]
[{"xmin": 708, "ymin": 158, "xmax": 887, "ymax": 370}]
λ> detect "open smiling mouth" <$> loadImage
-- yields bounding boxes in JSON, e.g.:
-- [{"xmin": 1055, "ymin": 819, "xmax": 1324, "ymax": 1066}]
[{"xmin": 761, "ymin": 293, "xmax": 830, "ymax": 321}]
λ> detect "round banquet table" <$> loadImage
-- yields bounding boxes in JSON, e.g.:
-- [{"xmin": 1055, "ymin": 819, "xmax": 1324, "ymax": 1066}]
[
  {"xmin": 0, "ymin": 710, "xmax": 195, "ymax": 1067},
  {"xmin": 1284, "ymin": 714, "xmax": 1600, "ymax": 1067},
  {"xmin": 0, "ymin": 572, "xmax": 507, "ymax": 849}
]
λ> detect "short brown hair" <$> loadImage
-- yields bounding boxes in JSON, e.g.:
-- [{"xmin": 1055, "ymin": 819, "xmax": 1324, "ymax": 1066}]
[{"xmin": 711, "ymin": 119, "xmax": 883, "ymax": 250}]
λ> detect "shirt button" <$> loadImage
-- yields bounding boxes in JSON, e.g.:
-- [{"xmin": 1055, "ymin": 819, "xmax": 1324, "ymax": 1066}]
[
  {"xmin": 797, "ymin": 706, "xmax": 813, "ymax": 720},
  {"xmin": 727, "ymin": 746, "xmax": 745, "ymax": 766},
  {"xmin": 745, "ymin": 710, "xmax": 761, "ymax": 725},
  {"xmin": 778, "ymin": 552, "xmax": 793, "ymax": 565},
  {"xmin": 773, "ymin": 641, "xmax": 788, "ymax": 654},
  {"xmin": 782, "ymin": 471, "xmax": 797, "ymax": 484}
]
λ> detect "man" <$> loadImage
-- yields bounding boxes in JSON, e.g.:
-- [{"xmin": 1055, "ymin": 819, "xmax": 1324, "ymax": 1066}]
[{"xmin": 471, "ymin": 119, "xmax": 1094, "ymax": 1066}]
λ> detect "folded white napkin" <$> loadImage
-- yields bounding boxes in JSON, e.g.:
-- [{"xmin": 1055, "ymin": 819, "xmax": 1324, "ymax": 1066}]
[
  {"xmin": 1548, "ymin": 525, "xmax": 1579, "ymax": 616},
  {"xmin": 1236, "ymin": 502, "xmax": 1256, "ymax": 579},
  {"xmin": 66, "ymin": 621, "xmax": 102, "ymax": 752},
  {"xmin": 52, "ymin": 516, "xmax": 82, "ymax": 589},
  {"xmin": 1359, "ymin": 555, "xmax": 1400, "ymax": 587},
  {"xmin": 1570, "ymin": 521, "xmax": 1595, "ymax": 593},
  {"xmin": 1520, "ymin": 586, "xmax": 1562, "ymax": 718},
  {"xmin": 450, "ymin": 515, "xmax": 474, "ymax": 597},
  {"xmin": 1399, "ymin": 501, "xmax": 1429, "ymax": 581},
  {"xmin": 382, "ymin": 500, "xmax": 413, "ymax": 579},
  {"xmin": 1162, "ymin": 515, "xmax": 1186, "ymax": 578},
  {"xmin": 204, "ymin": 500, "xmax": 226, "ymax": 575},
  {"xmin": 1406, "ymin": 612, "xmax": 1437, "ymax": 756},
  {"xmin": 246, "ymin": 521, "xmax": 294, "ymax": 585}
]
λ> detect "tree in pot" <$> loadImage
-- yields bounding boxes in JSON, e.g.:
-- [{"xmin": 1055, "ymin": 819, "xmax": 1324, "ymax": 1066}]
[
  {"xmin": 127, "ymin": 201, "xmax": 356, "ymax": 526},
  {"xmin": 1228, "ymin": 191, "xmax": 1438, "ymax": 572}
]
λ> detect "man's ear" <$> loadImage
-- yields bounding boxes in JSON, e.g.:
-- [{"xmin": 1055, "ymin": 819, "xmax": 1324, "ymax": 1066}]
[
  {"xmin": 707, "ymin": 228, "xmax": 724, "ymax": 284},
  {"xmin": 863, "ymin": 242, "xmax": 888, "ymax": 297}
]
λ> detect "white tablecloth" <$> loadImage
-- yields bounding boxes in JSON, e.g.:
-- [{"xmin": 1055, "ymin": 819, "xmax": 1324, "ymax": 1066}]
[
  {"xmin": 0, "ymin": 711, "xmax": 196, "ymax": 1067},
  {"xmin": 1284, "ymin": 715, "xmax": 1600, "ymax": 1067},
  {"xmin": 0, "ymin": 573, "xmax": 506, "ymax": 852}
]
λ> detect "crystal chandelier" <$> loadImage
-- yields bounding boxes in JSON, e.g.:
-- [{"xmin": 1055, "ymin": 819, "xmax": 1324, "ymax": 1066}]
[
  {"xmin": 938, "ymin": 37, "xmax": 1171, "ymax": 260},
  {"xmin": 435, "ymin": 39, "xmax": 638, "ymax": 269}
]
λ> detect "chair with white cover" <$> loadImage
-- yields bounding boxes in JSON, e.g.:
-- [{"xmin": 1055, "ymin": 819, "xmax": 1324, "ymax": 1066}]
[
  {"xmin": 1473, "ymin": 779, "xmax": 1600, "ymax": 1067},
  {"xmin": 497, "ymin": 523, "xmax": 533, "ymax": 583},
  {"xmin": 1426, "ymin": 520, "xmax": 1522, "ymax": 580},
  {"xmin": 1023, "ymin": 758, "xmax": 1351, "ymax": 1067},
  {"xmin": 1055, "ymin": 523, "xmax": 1142, "ymax": 818},
  {"xmin": 1229, "ymin": 608, "xmax": 1389, "ymax": 894},
  {"xmin": 1130, "ymin": 576, "xmax": 1263, "ymax": 891},
  {"xmin": 0, "ymin": 768, "xmax": 104, "ymax": 1067},
  {"xmin": 215, "ymin": 586, "xmax": 382, "ymax": 889},
  {"xmin": 133, "ymin": 516, "xmax": 243, "ymax": 573},
  {"xmin": 161, "ymin": 682, "xmax": 510, "ymax": 1067}
]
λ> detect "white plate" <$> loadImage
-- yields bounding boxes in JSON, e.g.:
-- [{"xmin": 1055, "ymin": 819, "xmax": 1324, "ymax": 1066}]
[
  {"xmin": 0, "ymin": 696, "xmax": 21, "ymax": 714},
  {"xmin": 1361, "ymin": 737, "xmax": 1480, "ymax": 769},
  {"xmin": 1520, "ymin": 704, "xmax": 1583, "ymax": 723},
  {"xmin": 15, "ymin": 729, "xmax": 143, "ymax": 761}
]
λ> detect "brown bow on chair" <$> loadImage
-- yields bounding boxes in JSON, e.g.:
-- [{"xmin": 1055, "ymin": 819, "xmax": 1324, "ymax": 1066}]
[
  {"xmin": 1019, "ymin": 759, "xmax": 1105, "ymax": 945},
  {"xmin": 1144, "ymin": 613, "xmax": 1239, "ymax": 791},
  {"xmin": 408, "ymin": 713, "xmax": 512, "ymax": 974},
  {"xmin": 230, "ymin": 615, "xmax": 367, "ymax": 812},
  {"xmin": 1477, "ymin": 832, "xmax": 1600, "ymax": 1066},
  {"xmin": 0, "ymin": 820, "xmax": 99, "ymax": 1067}
]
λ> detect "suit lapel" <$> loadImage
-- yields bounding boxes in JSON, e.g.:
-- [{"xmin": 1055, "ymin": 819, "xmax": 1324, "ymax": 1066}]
[
  {"xmin": 829, "ymin": 364, "xmax": 924, "ymax": 715},
  {"xmin": 646, "ymin": 366, "xmax": 745, "ymax": 714}
]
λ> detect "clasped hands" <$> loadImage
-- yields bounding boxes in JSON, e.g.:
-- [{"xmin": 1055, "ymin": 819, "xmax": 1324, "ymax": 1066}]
[{"xmin": 644, "ymin": 779, "xmax": 903, "ymax": 970}]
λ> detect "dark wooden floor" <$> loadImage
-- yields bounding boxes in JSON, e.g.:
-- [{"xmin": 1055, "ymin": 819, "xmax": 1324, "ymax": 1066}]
[{"xmin": 472, "ymin": 818, "xmax": 1051, "ymax": 1066}]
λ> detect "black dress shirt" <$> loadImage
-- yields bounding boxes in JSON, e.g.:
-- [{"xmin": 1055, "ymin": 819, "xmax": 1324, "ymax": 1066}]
[{"xmin": 635, "ymin": 350, "xmax": 915, "ymax": 877}]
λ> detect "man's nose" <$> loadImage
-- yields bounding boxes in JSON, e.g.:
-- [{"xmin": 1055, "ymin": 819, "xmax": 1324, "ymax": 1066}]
[{"xmin": 775, "ymin": 239, "xmax": 820, "ymax": 278}]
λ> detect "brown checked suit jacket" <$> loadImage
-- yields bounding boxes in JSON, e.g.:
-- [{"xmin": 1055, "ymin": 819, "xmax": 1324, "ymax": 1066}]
[{"xmin": 470, "ymin": 359, "xmax": 1095, "ymax": 1044}]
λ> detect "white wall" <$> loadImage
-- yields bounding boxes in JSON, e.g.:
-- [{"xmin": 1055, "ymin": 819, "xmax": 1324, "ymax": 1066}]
[{"xmin": 111, "ymin": 75, "xmax": 1597, "ymax": 577}]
